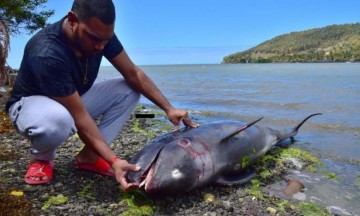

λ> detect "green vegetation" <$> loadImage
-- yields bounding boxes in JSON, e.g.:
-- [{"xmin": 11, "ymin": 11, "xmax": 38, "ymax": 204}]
[
  {"xmin": 253, "ymin": 147, "xmax": 322, "ymax": 182},
  {"xmin": 77, "ymin": 180, "xmax": 96, "ymax": 200},
  {"xmin": 246, "ymin": 179, "xmax": 264, "ymax": 199},
  {"xmin": 42, "ymin": 194, "xmax": 68, "ymax": 210},
  {"xmin": 120, "ymin": 190, "xmax": 154, "ymax": 216},
  {"xmin": 132, "ymin": 119, "xmax": 157, "ymax": 138},
  {"xmin": 298, "ymin": 202, "xmax": 330, "ymax": 216},
  {"xmin": 279, "ymin": 148, "xmax": 322, "ymax": 166},
  {"xmin": 323, "ymin": 171, "xmax": 338, "ymax": 181},
  {"xmin": 241, "ymin": 155, "xmax": 250, "ymax": 168},
  {"xmin": 223, "ymin": 23, "xmax": 360, "ymax": 63},
  {"xmin": 276, "ymin": 200, "xmax": 290, "ymax": 212},
  {"xmin": 0, "ymin": 0, "xmax": 54, "ymax": 85}
]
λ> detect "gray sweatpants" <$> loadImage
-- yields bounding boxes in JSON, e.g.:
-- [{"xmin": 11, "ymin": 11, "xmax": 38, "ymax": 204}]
[{"xmin": 8, "ymin": 78, "xmax": 140, "ymax": 161}]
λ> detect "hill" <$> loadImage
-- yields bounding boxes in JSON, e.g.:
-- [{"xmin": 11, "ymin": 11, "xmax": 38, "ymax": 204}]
[{"xmin": 223, "ymin": 23, "xmax": 360, "ymax": 63}]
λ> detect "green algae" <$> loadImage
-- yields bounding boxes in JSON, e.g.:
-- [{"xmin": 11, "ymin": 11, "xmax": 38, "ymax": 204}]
[
  {"xmin": 120, "ymin": 190, "xmax": 154, "ymax": 216},
  {"xmin": 298, "ymin": 202, "xmax": 330, "ymax": 216},
  {"xmin": 246, "ymin": 179, "xmax": 264, "ymax": 199},
  {"xmin": 276, "ymin": 200, "xmax": 290, "ymax": 212},
  {"xmin": 305, "ymin": 165, "xmax": 317, "ymax": 173},
  {"xmin": 254, "ymin": 154, "xmax": 278, "ymax": 177},
  {"xmin": 77, "ymin": 180, "xmax": 96, "ymax": 200},
  {"xmin": 356, "ymin": 174, "xmax": 360, "ymax": 187},
  {"xmin": 132, "ymin": 119, "xmax": 157, "ymax": 138},
  {"xmin": 241, "ymin": 155, "xmax": 250, "ymax": 168},
  {"xmin": 278, "ymin": 148, "xmax": 322, "ymax": 165},
  {"xmin": 42, "ymin": 194, "xmax": 68, "ymax": 210},
  {"xmin": 259, "ymin": 169, "xmax": 272, "ymax": 179},
  {"xmin": 253, "ymin": 147, "xmax": 323, "ymax": 178},
  {"xmin": 323, "ymin": 171, "xmax": 338, "ymax": 181}
]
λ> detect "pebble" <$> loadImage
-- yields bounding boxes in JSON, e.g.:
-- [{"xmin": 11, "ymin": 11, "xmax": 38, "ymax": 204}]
[
  {"xmin": 266, "ymin": 207, "xmax": 277, "ymax": 215},
  {"xmin": 236, "ymin": 189, "xmax": 247, "ymax": 197},
  {"xmin": 292, "ymin": 192, "xmax": 306, "ymax": 201},
  {"xmin": 40, "ymin": 193, "xmax": 50, "ymax": 202},
  {"xmin": 204, "ymin": 212, "xmax": 217, "ymax": 216},
  {"xmin": 23, "ymin": 184, "xmax": 37, "ymax": 192},
  {"xmin": 54, "ymin": 182, "xmax": 63, "ymax": 188},
  {"xmin": 326, "ymin": 206, "xmax": 352, "ymax": 216},
  {"xmin": 204, "ymin": 193, "xmax": 216, "ymax": 202},
  {"xmin": 74, "ymin": 205, "xmax": 84, "ymax": 211}
]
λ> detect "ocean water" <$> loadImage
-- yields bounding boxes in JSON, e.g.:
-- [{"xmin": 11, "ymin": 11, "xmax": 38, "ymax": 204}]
[
  {"xmin": 99, "ymin": 63, "xmax": 360, "ymax": 213},
  {"xmin": 99, "ymin": 63, "xmax": 360, "ymax": 162}
]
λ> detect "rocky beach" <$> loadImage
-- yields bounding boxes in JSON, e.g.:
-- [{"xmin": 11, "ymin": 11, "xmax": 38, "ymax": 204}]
[{"xmin": 0, "ymin": 92, "xmax": 336, "ymax": 216}]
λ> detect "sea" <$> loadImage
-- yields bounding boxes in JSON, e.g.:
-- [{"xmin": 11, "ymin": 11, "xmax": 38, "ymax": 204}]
[{"xmin": 98, "ymin": 63, "xmax": 360, "ymax": 214}]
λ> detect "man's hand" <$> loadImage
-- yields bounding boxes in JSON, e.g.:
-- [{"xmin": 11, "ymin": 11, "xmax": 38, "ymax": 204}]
[
  {"xmin": 166, "ymin": 108, "xmax": 199, "ymax": 131},
  {"xmin": 112, "ymin": 159, "xmax": 141, "ymax": 192}
]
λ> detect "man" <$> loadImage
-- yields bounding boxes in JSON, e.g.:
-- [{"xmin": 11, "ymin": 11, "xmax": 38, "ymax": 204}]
[{"xmin": 6, "ymin": 0, "xmax": 198, "ymax": 191}]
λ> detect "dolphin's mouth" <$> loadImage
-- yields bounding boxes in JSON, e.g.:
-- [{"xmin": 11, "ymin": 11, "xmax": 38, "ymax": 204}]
[
  {"xmin": 136, "ymin": 147, "xmax": 164, "ymax": 190},
  {"xmin": 139, "ymin": 162, "xmax": 156, "ymax": 189}
]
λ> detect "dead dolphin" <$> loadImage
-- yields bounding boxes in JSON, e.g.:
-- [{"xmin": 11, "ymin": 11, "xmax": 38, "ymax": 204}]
[{"xmin": 126, "ymin": 113, "xmax": 321, "ymax": 195}]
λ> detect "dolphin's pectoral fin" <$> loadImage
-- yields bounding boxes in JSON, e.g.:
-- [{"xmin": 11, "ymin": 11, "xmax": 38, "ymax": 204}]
[{"xmin": 216, "ymin": 170, "xmax": 256, "ymax": 186}]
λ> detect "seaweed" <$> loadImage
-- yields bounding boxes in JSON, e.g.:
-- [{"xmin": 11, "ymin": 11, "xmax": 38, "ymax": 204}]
[
  {"xmin": 42, "ymin": 194, "xmax": 68, "ymax": 210},
  {"xmin": 119, "ymin": 190, "xmax": 154, "ymax": 216}
]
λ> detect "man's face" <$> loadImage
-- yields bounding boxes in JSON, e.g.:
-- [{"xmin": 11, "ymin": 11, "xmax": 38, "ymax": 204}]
[{"xmin": 73, "ymin": 16, "xmax": 114, "ymax": 57}]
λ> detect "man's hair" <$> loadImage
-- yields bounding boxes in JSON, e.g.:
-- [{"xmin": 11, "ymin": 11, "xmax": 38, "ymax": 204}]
[{"xmin": 71, "ymin": 0, "xmax": 115, "ymax": 24}]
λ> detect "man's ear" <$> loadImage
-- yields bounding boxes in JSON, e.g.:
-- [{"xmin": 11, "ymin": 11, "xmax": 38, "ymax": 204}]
[{"xmin": 67, "ymin": 11, "xmax": 79, "ymax": 29}]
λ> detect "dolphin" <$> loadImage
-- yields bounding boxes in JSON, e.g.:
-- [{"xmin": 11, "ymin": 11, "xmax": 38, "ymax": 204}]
[{"xmin": 126, "ymin": 113, "xmax": 321, "ymax": 195}]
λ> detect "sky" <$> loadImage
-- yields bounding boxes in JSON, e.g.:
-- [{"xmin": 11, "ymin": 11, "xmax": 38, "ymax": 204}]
[{"xmin": 6, "ymin": 0, "xmax": 360, "ymax": 67}]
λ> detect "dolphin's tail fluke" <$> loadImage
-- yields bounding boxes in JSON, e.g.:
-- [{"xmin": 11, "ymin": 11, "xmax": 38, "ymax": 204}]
[
  {"xmin": 276, "ymin": 113, "xmax": 322, "ymax": 143},
  {"xmin": 293, "ymin": 113, "xmax": 322, "ymax": 132}
]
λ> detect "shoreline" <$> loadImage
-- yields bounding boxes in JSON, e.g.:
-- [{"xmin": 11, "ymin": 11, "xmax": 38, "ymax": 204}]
[{"xmin": 0, "ymin": 94, "xmax": 335, "ymax": 215}]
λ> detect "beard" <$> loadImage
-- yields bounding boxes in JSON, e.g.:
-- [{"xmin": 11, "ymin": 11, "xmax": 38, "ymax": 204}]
[{"xmin": 72, "ymin": 32, "xmax": 98, "ymax": 57}]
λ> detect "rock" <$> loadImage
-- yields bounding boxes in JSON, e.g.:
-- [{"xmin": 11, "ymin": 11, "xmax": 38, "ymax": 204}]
[
  {"xmin": 326, "ymin": 206, "xmax": 352, "ymax": 216},
  {"xmin": 54, "ymin": 182, "xmax": 63, "ymax": 188},
  {"xmin": 40, "ymin": 193, "xmax": 50, "ymax": 202},
  {"xmin": 23, "ymin": 184, "xmax": 37, "ymax": 192},
  {"xmin": 284, "ymin": 157, "xmax": 304, "ymax": 170},
  {"xmin": 266, "ymin": 207, "xmax": 277, "ymax": 215},
  {"xmin": 292, "ymin": 192, "xmax": 306, "ymax": 201},
  {"xmin": 203, "ymin": 212, "xmax": 217, "ymax": 216},
  {"xmin": 203, "ymin": 193, "xmax": 216, "ymax": 203},
  {"xmin": 309, "ymin": 196, "xmax": 323, "ymax": 203},
  {"xmin": 236, "ymin": 189, "xmax": 247, "ymax": 197}
]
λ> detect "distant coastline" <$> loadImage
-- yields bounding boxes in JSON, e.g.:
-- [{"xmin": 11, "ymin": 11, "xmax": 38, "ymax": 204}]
[{"xmin": 223, "ymin": 23, "xmax": 360, "ymax": 64}]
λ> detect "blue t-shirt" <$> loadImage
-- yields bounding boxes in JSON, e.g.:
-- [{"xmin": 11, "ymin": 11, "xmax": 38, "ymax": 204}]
[{"xmin": 6, "ymin": 16, "xmax": 123, "ymax": 112}]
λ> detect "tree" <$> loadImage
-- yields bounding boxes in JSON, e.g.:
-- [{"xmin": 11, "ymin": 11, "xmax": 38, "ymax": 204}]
[
  {"xmin": 0, "ymin": 19, "xmax": 10, "ymax": 86},
  {"xmin": 0, "ymin": 0, "xmax": 54, "ymax": 86}
]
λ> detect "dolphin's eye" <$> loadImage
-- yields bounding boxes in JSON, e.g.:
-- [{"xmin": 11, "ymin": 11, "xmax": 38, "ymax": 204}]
[{"xmin": 171, "ymin": 169, "xmax": 183, "ymax": 179}]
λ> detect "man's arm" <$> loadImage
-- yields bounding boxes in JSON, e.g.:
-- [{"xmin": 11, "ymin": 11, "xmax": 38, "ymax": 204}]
[
  {"xmin": 110, "ymin": 50, "xmax": 173, "ymax": 113},
  {"xmin": 109, "ymin": 50, "xmax": 198, "ymax": 129},
  {"xmin": 53, "ymin": 92, "xmax": 114, "ymax": 160}
]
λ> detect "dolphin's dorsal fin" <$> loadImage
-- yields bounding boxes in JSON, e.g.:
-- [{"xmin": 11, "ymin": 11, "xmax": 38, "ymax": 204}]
[{"xmin": 220, "ymin": 117, "xmax": 263, "ymax": 142}]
